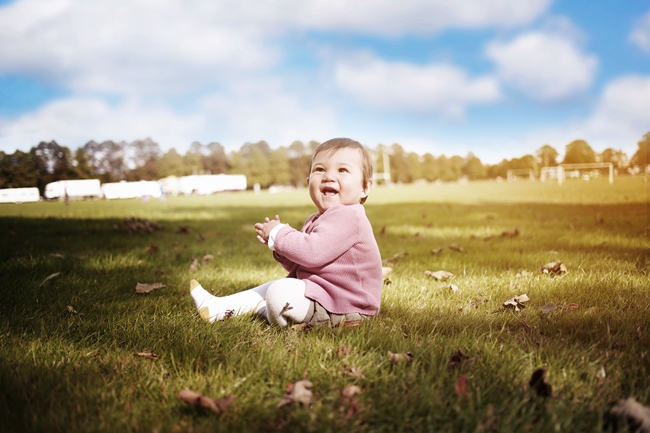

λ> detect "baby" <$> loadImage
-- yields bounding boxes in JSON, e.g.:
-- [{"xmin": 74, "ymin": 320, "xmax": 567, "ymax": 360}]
[{"xmin": 189, "ymin": 138, "xmax": 383, "ymax": 326}]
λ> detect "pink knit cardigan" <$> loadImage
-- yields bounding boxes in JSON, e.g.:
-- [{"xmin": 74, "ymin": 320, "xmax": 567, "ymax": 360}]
[{"xmin": 272, "ymin": 204, "xmax": 383, "ymax": 315}]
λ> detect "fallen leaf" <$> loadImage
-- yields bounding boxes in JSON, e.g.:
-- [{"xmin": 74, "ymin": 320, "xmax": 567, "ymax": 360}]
[
  {"xmin": 341, "ymin": 385, "xmax": 362, "ymax": 399},
  {"xmin": 449, "ymin": 284, "xmax": 459, "ymax": 293},
  {"xmin": 501, "ymin": 228, "xmax": 519, "ymax": 238},
  {"xmin": 337, "ymin": 346, "xmax": 352, "ymax": 359},
  {"xmin": 430, "ymin": 247, "xmax": 443, "ymax": 255},
  {"xmin": 196, "ymin": 234, "xmax": 206, "ymax": 242},
  {"xmin": 503, "ymin": 294, "xmax": 530, "ymax": 312},
  {"xmin": 203, "ymin": 254, "xmax": 214, "ymax": 262},
  {"xmin": 146, "ymin": 245, "xmax": 159, "ymax": 253},
  {"xmin": 277, "ymin": 380, "xmax": 313, "ymax": 408},
  {"xmin": 381, "ymin": 267, "xmax": 392, "ymax": 278},
  {"xmin": 177, "ymin": 389, "xmax": 235, "ymax": 415},
  {"xmin": 541, "ymin": 303, "xmax": 556, "ymax": 314},
  {"xmin": 447, "ymin": 348, "xmax": 479, "ymax": 369},
  {"xmin": 609, "ymin": 397, "xmax": 650, "ymax": 433},
  {"xmin": 596, "ymin": 366, "xmax": 606, "ymax": 379},
  {"xmin": 540, "ymin": 261, "xmax": 568, "ymax": 275},
  {"xmin": 41, "ymin": 272, "xmax": 61, "ymax": 286},
  {"xmin": 529, "ymin": 369, "xmax": 552, "ymax": 397},
  {"xmin": 387, "ymin": 350, "xmax": 413, "ymax": 364},
  {"xmin": 135, "ymin": 282, "xmax": 165, "ymax": 294},
  {"xmin": 344, "ymin": 366, "xmax": 365, "ymax": 379},
  {"xmin": 67, "ymin": 305, "xmax": 78, "ymax": 314},
  {"xmin": 49, "ymin": 253, "xmax": 64, "ymax": 258},
  {"xmin": 135, "ymin": 351, "xmax": 159, "ymax": 360},
  {"xmin": 189, "ymin": 258, "xmax": 199, "ymax": 272},
  {"xmin": 455, "ymin": 374, "xmax": 468, "ymax": 398},
  {"xmin": 382, "ymin": 252, "xmax": 409, "ymax": 265},
  {"xmin": 291, "ymin": 323, "xmax": 309, "ymax": 332},
  {"xmin": 566, "ymin": 303, "xmax": 579, "ymax": 311},
  {"xmin": 448, "ymin": 243, "xmax": 466, "ymax": 253},
  {"xmin": 424, "ymin": 270, "xmax": 455, "ymax": 281},
  {"xmin": 175, "ymin": 226, "xmax": 189, "ymax": 234},
  {"xmin": 340, "ymin": 385, "xmax": 363, "ymax": 417}
]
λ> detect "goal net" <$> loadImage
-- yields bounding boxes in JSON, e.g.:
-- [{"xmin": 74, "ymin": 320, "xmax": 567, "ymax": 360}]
[{"xmin": 541, "ymin": 163, "xmax": 614, "ymax": 185}]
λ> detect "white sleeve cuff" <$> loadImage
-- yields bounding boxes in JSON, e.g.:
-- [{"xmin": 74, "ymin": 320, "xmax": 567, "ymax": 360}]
[{"xmin": 267, "ymin": 224, "xmax": 287, "ymax": 251}]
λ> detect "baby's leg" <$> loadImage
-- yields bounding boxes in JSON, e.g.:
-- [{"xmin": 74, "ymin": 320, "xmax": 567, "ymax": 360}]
[
  {"xmin": 190, "ymin": 279, "xmax": 271, "ymax": 323},
  {"xmin": 265, "ymin": 279, "xmax": 311, "ymax": 326}
]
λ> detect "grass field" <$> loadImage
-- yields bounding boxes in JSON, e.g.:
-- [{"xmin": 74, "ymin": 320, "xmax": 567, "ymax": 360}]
[{"xmin": 0, "ymin": 177, "xmax": 648, "ymax": 432}]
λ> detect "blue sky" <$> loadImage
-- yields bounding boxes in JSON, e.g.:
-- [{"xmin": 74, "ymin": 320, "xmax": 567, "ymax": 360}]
[{"xmin": 0, "ymin": 0, "xmax": 648, "ymax": 163}]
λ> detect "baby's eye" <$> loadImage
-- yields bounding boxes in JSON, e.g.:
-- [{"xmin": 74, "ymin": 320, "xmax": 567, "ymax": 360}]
[
  {"xmin": 313, "ymin": 167, "xmax": 325, "ymax": 173},
  {"xmin": 338, "ymin": 168, "xmax": 348, "ymax": 173}
]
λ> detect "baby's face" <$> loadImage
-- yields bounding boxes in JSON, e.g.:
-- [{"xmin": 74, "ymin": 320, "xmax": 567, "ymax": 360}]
[{"xmin": 308, "ymin": 147, "xmax": 370, "ymax": 213}]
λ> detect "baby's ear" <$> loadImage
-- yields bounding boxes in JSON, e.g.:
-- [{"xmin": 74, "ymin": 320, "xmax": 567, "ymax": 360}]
[{"xmin": 361, "ymin": 178, "xmax": 373, "ymax": 197}]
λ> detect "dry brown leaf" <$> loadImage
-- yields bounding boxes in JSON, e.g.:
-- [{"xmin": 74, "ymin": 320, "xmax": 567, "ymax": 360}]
[
  {"xmin": 447, "ymin": 348, "xmax": 479, "ymax": 369},
  {"xmin": 135, "ymin": 351, "xmax": 159, "ymax": 360},
  {"xmin": 430, "ymin": 247, "xmax": 443, "ymax": 255},
  {"xmin": 424, "ymin": 270, "xmax": 455, "ymax": 281},
  {"xmin": 277, "ymin": 380, "xmax": 313, "ymax": 408},
  {"xmin": 503, "ymin": 294, "xmax": 530, "ymax": 311},
  {"xmin": 382, "ymin": 252, "xmax": 409, "ymax": 265},
  {"xmin": 337, "ymin": 346, "xmax": 352, "ymax": 359},
  {"xmin": 448, "ymin": 243, "xmax": 466, "ymax": 253},
  {"xmin": 291, "ymin": 323, "xmax": 309, "ymax": 332},
  {"xmin": 609, "ymin": 397, "xmax": 650, "ymax": 433},
  {"xmin": 501, "ymin": 228, "xmax": 520, "ymax": 238},
  {"xmin": 540, "ymin": 261, "xmax": 568, "ymax": 275},
  {"xmin": 135, "ymin": 282, "xmax": 165, "ymax": 294},
  {"xmin": 146, "ymin": 245, "xmax": 159, "ymax": 253},
  {"xmin": 449, "ymin": 284, "xmax": 459, "ymax": 293},
  {"xmin": 529, "ymin": 368, "xmax": 552, "ymax": 397},
  {"xmin": 566, "ymin": 303, "xmax": 579, "ymax": 311},
  {"xmin": 387, "ymin": 350, "xmax": 413, "ymax": 364},
  {"xmin": 541, "ymin": 302, "xmax": 556, "ymax": 314},
  {"xmin": 41, "ymin": 272, "xmax": 61, "ymax": 286},
  {"xmin": 203, "ymin": 254, "xmax": 214, "ymax": 262},
  {"xmin": 177, "ymin": 389, "xmax": 235, "ymax": 415},
  {"xmin": 455, "ymin": 374, "xmax": 468, "ymax": 398},
  {"xmin": 344, "ymin": 366, "xmax": 366, "ymax": 379},
  {"xmin": 67, "ymin": 305, "xmax": 78, "ymax": 314},
  {"xmin": 189, "ymin": 258, "xmax": 199, "ymax": 272},
  {"xmin": 196, "ymin": 234, "xmax": 206, "ymax": 242},
  {"xmin": 341, "ymin": 385, "xmax": 362, "ymax": 399},
  {"xmin": 175, "ymin": 226, "xmax": 189, "ymax": 234},
  {"xmin": 340, "ymin": 385, "xmax": 363, "ymax": 417}
]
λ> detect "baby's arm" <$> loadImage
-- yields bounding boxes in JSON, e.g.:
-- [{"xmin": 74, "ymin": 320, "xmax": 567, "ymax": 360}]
[{"xmin": 254, "ymin": 215, "xmax": 281, "ymax": 244}]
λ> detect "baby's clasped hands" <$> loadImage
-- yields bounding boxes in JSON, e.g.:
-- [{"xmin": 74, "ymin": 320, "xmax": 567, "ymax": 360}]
[{"xmin": 255, "ymin": 215, "xmax": 281, "ymax": 244}]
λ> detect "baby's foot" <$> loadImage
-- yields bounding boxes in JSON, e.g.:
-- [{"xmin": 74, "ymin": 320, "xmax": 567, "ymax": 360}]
[{"xmin": 189, "ymin": 279, "xmax": 224, "ymax": 323}]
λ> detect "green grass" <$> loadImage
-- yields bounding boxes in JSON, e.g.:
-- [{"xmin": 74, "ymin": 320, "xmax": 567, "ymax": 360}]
[{"xmin": 1, "ymin": 177, "xmax": 649, "ymax": 432}]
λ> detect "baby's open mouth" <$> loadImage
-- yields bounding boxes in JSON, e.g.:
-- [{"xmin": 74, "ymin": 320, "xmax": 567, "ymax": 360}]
[{"xmin": 321, "ymin": 187, "xmax": 338, "ymax": 196}]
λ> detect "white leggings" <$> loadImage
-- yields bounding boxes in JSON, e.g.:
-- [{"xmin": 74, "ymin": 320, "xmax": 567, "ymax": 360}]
[{"xmin": 218, "ymin": 278, "xmax": 311, "ymax": 326}]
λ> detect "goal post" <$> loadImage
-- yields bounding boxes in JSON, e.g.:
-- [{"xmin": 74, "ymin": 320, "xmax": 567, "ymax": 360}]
[{"xmin": 558, "ymin": 163, "xmax": 614, "ymax": 185}]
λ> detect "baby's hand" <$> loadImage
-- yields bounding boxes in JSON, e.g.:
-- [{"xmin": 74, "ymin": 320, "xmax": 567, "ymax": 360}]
[{"xmin": 254, "ymin": 215, "xmax": 281, "ymax": 244}]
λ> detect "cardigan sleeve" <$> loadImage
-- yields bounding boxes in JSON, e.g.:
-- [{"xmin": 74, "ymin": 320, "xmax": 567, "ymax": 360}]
[{"xmin": 273, "ymin": 205, "xmax": 361, "ymax": 268}]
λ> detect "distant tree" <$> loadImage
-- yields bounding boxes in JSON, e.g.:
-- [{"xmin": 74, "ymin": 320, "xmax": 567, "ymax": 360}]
[
  {"xmin": 437, "ymin": 155, "xmax": 455, "ymax": 181},
  {"xmin": 158, "ymin": 148, "xmax": 185, "ymax": 177},
  {"xmin": 288, "ymin": 141, "xmax": 310, "ymax": 187},
  {"xmin": 125, "ymin": 138, "xmax": 161, "ymax": 181},
  {"xmin": 630, "ymin": 132, "xmax": 650, "ymax": 168},
  {"xmin": 31, "ymin": 141, "xmax": 76, "ymax": 192},
  {"xmin": 449, "ymin": 155, "xmax": 464, "ymax": 180},
  {"xmin": 536, "ymin": 144, "xmax": 559, "ymax": 167},
  {"xmin": 0, "ymin": 150, "xmax": 38, "ymax": 188},
  {"xmin": 83, "ymin": 140, "xmax": 127, "ymax": 182},
  {"xmin": 204, "ymin": 142, "xmax": 229, "ymax": 174},
  {"xmin": 407, "ymin": 152, "xmax": 423, "ymax": 181},
  {"xmin": 599, "ymin": 148, "xmax": 628, "ymax": 170},
  {"xmin": 421, "ymin": 153, "xmax": 439, "ymax": 181},
  {"xmin": 246, "ymin": 145, "xmax": 272, "ymax": 187},
  {"xmin": 389, "ymin": 144, "xmax": 411, "ymax": 183},
  {"xmin": 562, "ymin": 140, "xmax": 596, "ymax": 164},
  {"xmin": 270, "ymin": 147, "xmax": 291, "ymax": 185},
  {"xmin": 71, "ymin": 147, "xmax": 94, "ymax": 179},
  {"xmin": 464, "ymin": 152, "xmax": 486, "ymax": 180}
]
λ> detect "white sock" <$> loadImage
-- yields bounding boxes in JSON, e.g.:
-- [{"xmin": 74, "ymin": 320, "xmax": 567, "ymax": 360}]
[{"xmin": 189, "ymin": 279, "xmax": 266, "ymax": 323}]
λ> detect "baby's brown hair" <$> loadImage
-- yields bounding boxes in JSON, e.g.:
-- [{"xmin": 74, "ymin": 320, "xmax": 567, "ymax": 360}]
[{"xmin": 311, "ymin": 138, "xmax": 374, "ymax": 204}]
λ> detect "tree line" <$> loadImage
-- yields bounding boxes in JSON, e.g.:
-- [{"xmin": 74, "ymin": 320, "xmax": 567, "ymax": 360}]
[{"xmin": 1, "ymin": 132, "xmax": 648, "ymax": 194}]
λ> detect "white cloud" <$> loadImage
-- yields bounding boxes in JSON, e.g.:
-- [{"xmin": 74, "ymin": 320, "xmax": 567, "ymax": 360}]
[
  {"xmin": 486, "ymin": 32, "xmax": 598, "ymax": 101},
  {"xmin": 0, "ymin": 97, "xmax": 205, "ymax": 153},
  {"xmin": 629, "ymin": 10, "xmax": 650, "ymax": 54},
  {"xmin": 525, "ymin": 75, "xmax": 650, "ymax": 156},
  {"xmin": 335, "ymin": 56, "xmax": 501, "ymax": 114}
]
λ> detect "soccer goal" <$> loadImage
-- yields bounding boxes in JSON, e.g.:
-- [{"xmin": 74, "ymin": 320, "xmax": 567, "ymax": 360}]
[
  {"xmin": 506, "ymin": 169, "xmax": 535, "ymax": 182},
  {"xmin": 551, "ymin": 163, "xmax": 614, "ymax": 185}
]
